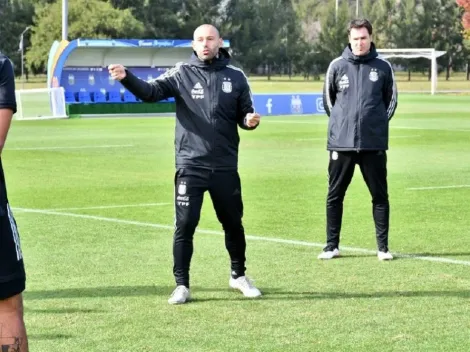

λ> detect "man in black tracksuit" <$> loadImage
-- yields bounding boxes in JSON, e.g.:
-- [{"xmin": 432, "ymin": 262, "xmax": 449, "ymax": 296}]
[
  {"xmin": 318, "ymin": 19, "xmax": 398, "ymax": 261},
  {"xmin": 109, "ymin": 24, "xmax": 262, "ymax": 304}
]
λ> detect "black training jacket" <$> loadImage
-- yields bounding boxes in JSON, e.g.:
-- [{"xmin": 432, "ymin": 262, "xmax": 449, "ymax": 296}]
[
  {"xmin": 120, "ymin": 48, "xmax": 256, "ymax": 170},
  {"xmin": 323, "ymin": 43, "xmax": 398, "ymax": 151}
]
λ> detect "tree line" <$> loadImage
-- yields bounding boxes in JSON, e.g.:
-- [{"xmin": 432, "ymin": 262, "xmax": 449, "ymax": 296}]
[{"xmin": 0, "ymin": 0, "xmax": 469, "ymax": 80}]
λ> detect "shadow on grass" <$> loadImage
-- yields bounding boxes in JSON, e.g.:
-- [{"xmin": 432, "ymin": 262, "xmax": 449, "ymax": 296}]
[
  {"xmin": 27, "ymin": 334, "xmax": 73, "ymax": 340},
  {"xmin": 321, "ymin": 252, "xmax": 470, "ymax": 261},
  {"xmin": 24, "ymin": 284, "xmax": 470, "ymax": 302},
  {"xmin": 261, "ymin": 288, "xmax": 470, "ymax": 299},
  {"xmin": 24, "ymin": 285, "xmax": 236, "ymax": 300},
  {"xmin": 25, "ymin": 307, "xmax": 106, "ymax": 314},
  {"xmin": 404, "ymin": 252, "xmax": 470, "ymax": 258}
]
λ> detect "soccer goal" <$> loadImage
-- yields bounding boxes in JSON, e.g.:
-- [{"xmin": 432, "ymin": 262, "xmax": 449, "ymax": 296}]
[
  {"xmin": 377, "ymin": 48, "xmax": 447, "ymax": 95},
  {"xmin": 14, "ymin": 87, "xmax": 68, "ymax": 120}
]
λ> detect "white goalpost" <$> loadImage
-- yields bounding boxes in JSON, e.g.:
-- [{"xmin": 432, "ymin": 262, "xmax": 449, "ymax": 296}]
[
  {"xmin": 14, "ymin": 87, "xmax": 68, "ymax": 120},
  {"xmin": 377, "ymin": 48, "xmax": 447, "ymax": 95}
]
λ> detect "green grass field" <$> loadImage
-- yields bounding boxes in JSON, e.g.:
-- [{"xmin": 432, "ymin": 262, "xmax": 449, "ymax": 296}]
[{"xmin": 3, "ymin": 94, "xmax": 470, "ymax": 351}]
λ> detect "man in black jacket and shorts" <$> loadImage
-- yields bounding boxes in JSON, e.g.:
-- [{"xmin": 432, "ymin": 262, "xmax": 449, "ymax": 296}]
[
  {"xmin": 318, "ymin": 19, "xmax": 398, "ymax": 261},
  {"xmin": 0, "ymin": 53, "xmax": 28, "ymax": 351},
  {"xmin": 109, "ymin": 24, "xmax": 262, "ymax": 304}
]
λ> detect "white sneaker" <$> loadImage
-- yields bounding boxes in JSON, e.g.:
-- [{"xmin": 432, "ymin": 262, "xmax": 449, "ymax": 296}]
[
  {"xmin": 229, "ymin": 276, "xmax": 262, "ymax": 298},
  {"xmin": 168, "ymin": 285, "xmax": 190, "ymax": 304},
  {"xmin": 378, "ymin": 251, "xmax": 393, "ymax": 261},
  {"xmin": 317, "ymin": 248, "xmax": 340, "ymax": 260}
]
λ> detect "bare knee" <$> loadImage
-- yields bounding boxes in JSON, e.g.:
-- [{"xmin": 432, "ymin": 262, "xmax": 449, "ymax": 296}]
[
  {"xmin": 0, "ymin": 294, "xmax": 24, "ymax": 315},
  {"xmin": 0, "ymin": 294, "xmax": 28, "ymax": 352}
]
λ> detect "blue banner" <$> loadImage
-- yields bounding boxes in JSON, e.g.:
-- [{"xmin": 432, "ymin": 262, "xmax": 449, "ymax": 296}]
[
  {"xmin": 253, "ymin": 94, "xmax": 325, "ymax": 115},
  {"xmin": 76, "ymin": 39, "xmax": 230, "ymax": 48}
]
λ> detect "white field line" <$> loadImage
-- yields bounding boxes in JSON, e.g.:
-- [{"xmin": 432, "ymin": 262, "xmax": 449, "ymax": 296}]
[
  {"xmin": 41, "ymin": 203, "xmax": 172, "ymax": 211},
  {"xmin": 391, "ymin": 126, "xmax": 470, "ymax": 132},
  {"xmin": 264, "ymin": 120, "xmax": 470, "ymax": 132},
  {"xmin": 13, "ymin": 207, "xmax": 470, "ymax": 267},
  {"xmin": 296, "ymin": 135, "xmax": 421, "ymax": 141},
  {"xmin": 7, "ymin": 144, "xmax": 134, "ymax": 151},
  {"xmin": 407, "ymin": 185, "xmax": 470, "ymax": 191}
]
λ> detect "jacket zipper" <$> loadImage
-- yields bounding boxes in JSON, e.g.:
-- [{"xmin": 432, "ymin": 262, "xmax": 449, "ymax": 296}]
[
  {"xmin": 356, "ymin": 64, "xmax": 362, "ymax": 152},
  {"xmin": 210, "ymin": 70, "xmax": 216, "ymax": 171}
]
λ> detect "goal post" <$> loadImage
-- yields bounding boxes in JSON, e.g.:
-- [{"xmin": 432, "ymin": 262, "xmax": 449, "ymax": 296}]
[
  {"xmin": 377, "ymin": 48, "xmax": 447, "ymax": 95},
  {"xmin": 15, "ymin": 87, "xmax": 68, "ymax": 120}
]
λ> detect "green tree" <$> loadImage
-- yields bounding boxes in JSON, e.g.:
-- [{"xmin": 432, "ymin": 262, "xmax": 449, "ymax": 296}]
[
  {"xmin": 25, "ymin": 0, "xmax": 145, "ymax": 73},
  {"xmin": 390, "ymin": 0, "xmax": 423, "ymax": 80},
  {"xmin": 292, "ymin": 0, "xmax": 326, "ymax": 42},
  {"xmin": 0, "ymin": 0, "xmax": 35, "ymax": 75},
  {"xmin": 361, "ymin": 0, "xmax": 396, "ymax": 48},
  {"xmin": 223, "ymin": 0, "xmax": 304, "ymax": 79},
  {"xmin": 221, "ymin": 0, "xmax": 262, "ymax": 72},
  {"xmin": 176, "ymin": 0, "xmax": 224, "ymax": 38},
  {"xmin": 257, "ymin": 0, "xmax": 302, "ymax": 79},
  {"xmin": 430, "ymin": 0, "xmax": 467, "ymax": 80},
  {"xmin": 314, "ymin": 0, "xmax": 350, "ymax": 72},
  {"xmin": 139, "ymin": 0, "xmax": 182, "ymax": 38}
]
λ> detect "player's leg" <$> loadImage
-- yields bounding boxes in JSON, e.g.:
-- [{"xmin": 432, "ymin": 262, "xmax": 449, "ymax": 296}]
[
  {"xmin": 170, "ymin": 168, "xmax": 207, "ymax": 304},
  {"xmin": 209, "ymin": 171, "xmax": 260, "ymax": 298},
  {"xmin": 319, "ymin": 151, "xmax": 356, "ymax": 259},
  {"xmin": 359, "ymin": 151, "xmax": 392, "ymax": 260},
  {"xmin": 0, "ymin": 187, "xmax": 28, "ymax": 352},
  {"xmin": 0, "ymin": 291, "xmax": 28, "ymax": 352}
]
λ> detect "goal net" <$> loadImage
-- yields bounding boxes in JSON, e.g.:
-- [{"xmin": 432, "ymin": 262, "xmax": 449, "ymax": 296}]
[
  {"xmin": 377, "ymin": 48, "xmax": 447, "ymax": 95},
  {"xmin": 15, "ymin": 87, "xmax": 68, "ymax": 120}
]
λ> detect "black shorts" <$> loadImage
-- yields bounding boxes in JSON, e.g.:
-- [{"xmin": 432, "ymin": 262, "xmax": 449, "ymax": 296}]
[{"xmin": 0, "ymin": 162, "xmax": 25, "ymax": 300}]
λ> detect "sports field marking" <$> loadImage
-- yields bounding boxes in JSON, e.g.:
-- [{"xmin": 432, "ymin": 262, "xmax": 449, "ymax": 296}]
[
  {"xmin": 389, "ymin": 135, "xmax": 422, "ymax": 138},
  {"xmin": 296, "ymin": 135, "xmax": 420, "ymax": 141},
  {"xmin": 407, "ymin": 185, "xmax": 470, "ymax": 190},
  {"xmin": 44, "ymin": 203, "xmax": 172, "ymax": 211},
  {"xmin": 13, "ymin": 207, "xmax": 470, "ymax": 267},
  {"xmin": 7, "ymin": 144, "xmax": 134, "ymax": 151},
  {"xmin": 264, "ymin": 120, "xmax": 470, "ymax": 132},
  {"xmin": 391, "ymin": 126, "xmax": 470, "ymax": 132}
]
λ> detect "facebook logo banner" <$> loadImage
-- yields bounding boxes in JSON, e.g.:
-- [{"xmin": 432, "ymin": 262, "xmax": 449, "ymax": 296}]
[{"xmin": 253, "ymin": 94, "xmax": 325, "ymax": 116}]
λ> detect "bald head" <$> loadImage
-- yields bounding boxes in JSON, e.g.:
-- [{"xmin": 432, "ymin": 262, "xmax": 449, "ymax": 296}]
[
  {"xmin": 193, "ymin": 24, "xmax": 220, "ymax": 40},
  {"xmin": 192, "ymin": 24, "xmax": 223, "ymax": 61}
]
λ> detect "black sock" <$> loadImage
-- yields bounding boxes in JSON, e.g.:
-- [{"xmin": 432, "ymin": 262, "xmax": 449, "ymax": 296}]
[{"xmin": 231, "ymin": 271, "xmax": 244, "ymax": 279}]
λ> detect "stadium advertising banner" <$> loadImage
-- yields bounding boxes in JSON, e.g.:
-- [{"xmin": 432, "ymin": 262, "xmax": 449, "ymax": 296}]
[{"xmin": 252, "ymin": 94, "xmax": 325, "ymax": 115}]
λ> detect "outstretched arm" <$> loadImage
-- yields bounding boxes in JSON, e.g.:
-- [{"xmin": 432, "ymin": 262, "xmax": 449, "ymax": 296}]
[{"xmin": 109, "ymin": 64, "xmax": 180, "ymax": 102}]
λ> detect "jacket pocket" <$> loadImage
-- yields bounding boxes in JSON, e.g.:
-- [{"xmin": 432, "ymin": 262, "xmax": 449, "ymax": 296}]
[{"xmin": 177, "ymin": 133, "xmax": 187, "ymax": 153}]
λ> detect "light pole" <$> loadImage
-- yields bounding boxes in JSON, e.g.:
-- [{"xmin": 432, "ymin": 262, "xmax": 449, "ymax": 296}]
[
  {"xmin": 336, "ymin": 0, "xmax": 360, "ymax": 21},
  {"xmin": 19, "ymin": 26, "xmax": 31, "ymax": 89},
  {"xmin": 62, "ymin": 0, "xmax": 68, "ymax": 40},
  {"xmin": 335, "ymin": 0, "xmax": 339, "ymax": 22}
]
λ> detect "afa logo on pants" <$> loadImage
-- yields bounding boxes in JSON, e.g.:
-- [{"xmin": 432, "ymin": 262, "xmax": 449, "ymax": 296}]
[
  {"xmin": 176, "ymin": 182, "xmax": 190, "ymax": 207},
  {"xmin": 178, "ymin": 182, "xmax": 187, "ymax": 195}
]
